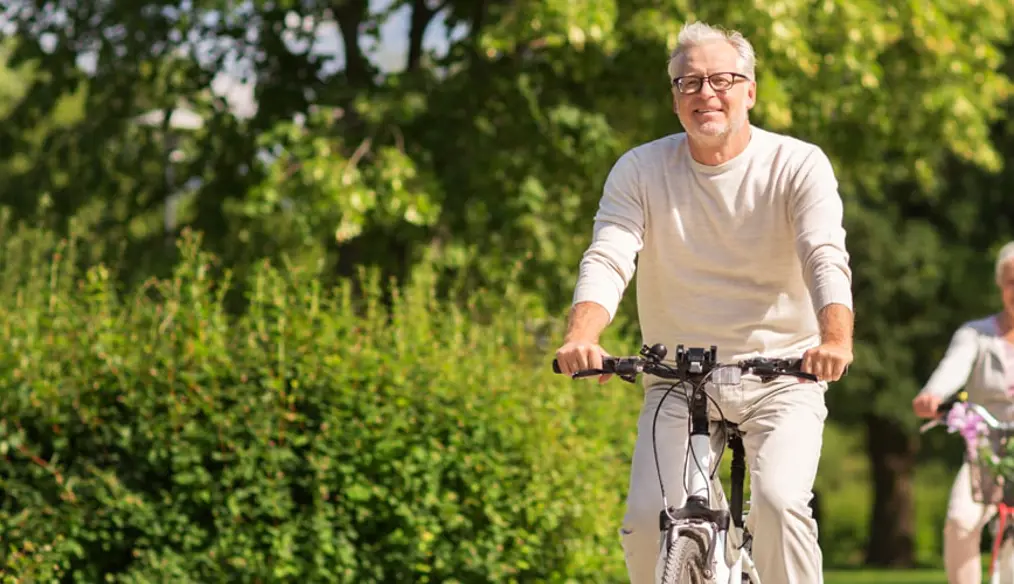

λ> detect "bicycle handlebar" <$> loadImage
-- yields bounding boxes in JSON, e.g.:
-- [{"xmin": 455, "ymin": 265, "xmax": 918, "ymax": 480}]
[
  {"xmin": 551, "ymin": 343, "xmax": 819, "ymax": 384},
  {"xmin": 920, "ymin": 391, "xmax": 1014, "ymax": 434}
]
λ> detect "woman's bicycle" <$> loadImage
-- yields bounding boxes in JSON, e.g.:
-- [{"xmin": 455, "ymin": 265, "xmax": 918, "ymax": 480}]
[
  {"xmin": 553, "ymin": 342, "xmax": 818, "ymax": 584},
  {"xmin": 921, "ymin": 392, "xmax": 1014, "ymax": 584}
]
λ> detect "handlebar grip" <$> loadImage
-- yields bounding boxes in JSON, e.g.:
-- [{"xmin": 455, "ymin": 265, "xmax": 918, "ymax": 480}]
[
  {"xmin": 936, "ymin": 390, "xmax": 968, "ymax": 414},
  {"xmin": 793, "ymin": 370, "xmax": 820, "ymax": 383},
  {"xmin": 550, "ymin": 357, "xmax": 618, "ymax": 376},
  {"xmin": 783, "ymin": 358, "xmax": 804, "ymax": 371}
]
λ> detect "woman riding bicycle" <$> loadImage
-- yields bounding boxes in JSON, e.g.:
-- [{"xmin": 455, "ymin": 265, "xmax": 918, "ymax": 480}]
[{"xmin": 912, "ymin": 241, "xmax": 1014, "ymax": 584}]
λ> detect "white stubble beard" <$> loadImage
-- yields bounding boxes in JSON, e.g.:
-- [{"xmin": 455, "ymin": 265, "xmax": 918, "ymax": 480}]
[{"xmin": 687, "ymin": 108, "xmax": 748, "ymax": 145}]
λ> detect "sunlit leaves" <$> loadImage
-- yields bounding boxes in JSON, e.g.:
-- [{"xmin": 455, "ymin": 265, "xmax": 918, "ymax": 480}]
[
  {"xmin": 477, "ymin": 0, "xmax": 619, "ymax": 55},
  {"xmin": 234, "ymin": 106, "xmax": 441, "ymax": 249}
]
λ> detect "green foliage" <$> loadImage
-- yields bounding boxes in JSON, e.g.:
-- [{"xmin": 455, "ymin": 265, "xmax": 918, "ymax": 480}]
[
  {"xmin": 3, "ymin": 0, "xmax": 1014, "ymax": 570},
  {"xmin": 234, "ymin": 106, "xmax": 442, "ymax": 248},
  {"xmin": 0, "ymin": 227, "xmax": 640, "ymax": 582},
  {"xmin": 0, "ymin": 220, "xmax": 973, "ymax": 578},
  {"xmin": 825, "ymin": 570, "xmax": 950, "ymax": 583}
]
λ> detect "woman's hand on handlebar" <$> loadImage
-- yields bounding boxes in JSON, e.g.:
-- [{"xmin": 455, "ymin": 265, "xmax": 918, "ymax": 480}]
[
  {"xmin": 554, "ymin": 339, "xmax": 612, "ymax": 383},
  {"xmin": 912, "ymin": 393, "xmax": 942, "ymax": 419}
]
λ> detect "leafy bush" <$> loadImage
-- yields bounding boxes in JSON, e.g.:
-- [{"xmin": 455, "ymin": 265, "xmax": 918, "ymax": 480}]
[
  {"xmin": 0, "ymin": 223, "xmax": 963, "ymax": 581},
  {"xmin": 0, "ymin": 228, "xmax": 640, "ymax": 583}
]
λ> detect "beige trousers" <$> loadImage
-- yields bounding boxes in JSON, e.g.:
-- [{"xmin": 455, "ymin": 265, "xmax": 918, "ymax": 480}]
[
  {"xmin": 619, "ymin": 376, "xmax": 827, "ymax": 584},
  {"xmin": 944, "ymin": 463, "xmax": 994, "ymax": 584}
]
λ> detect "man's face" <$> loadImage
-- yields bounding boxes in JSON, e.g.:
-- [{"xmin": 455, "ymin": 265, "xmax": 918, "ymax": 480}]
[
  {"xmin": 671, "ymin": 41, "xmax": 756, "ymax": 142},
  {"xmin": 1000, "ymin": 260, "xmax": 1014, "ymax": 315}
]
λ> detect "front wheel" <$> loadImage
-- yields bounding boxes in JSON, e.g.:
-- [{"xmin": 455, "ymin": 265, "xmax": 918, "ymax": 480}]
[{"xmin": 661, "ymin": 533, "xmax": 712, "ymax": 584}]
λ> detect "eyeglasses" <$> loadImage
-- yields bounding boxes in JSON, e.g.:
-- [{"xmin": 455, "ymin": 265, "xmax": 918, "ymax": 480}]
[{"xmin": 672, "ymin": 72, "xmax": 751, "ymax": 95}]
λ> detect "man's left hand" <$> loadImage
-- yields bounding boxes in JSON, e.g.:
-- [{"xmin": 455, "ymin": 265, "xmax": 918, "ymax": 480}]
[{"xmin": 801, "ymin": 343, "xmax": 853, "ymax": 382}]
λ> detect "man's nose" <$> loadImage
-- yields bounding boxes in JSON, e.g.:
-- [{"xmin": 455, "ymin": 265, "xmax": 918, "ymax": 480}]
[{"xmin": 697, "ymin": 79, "xmax": 719, "ymax": 98}]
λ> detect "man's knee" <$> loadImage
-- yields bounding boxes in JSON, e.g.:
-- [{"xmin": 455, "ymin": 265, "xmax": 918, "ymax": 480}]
[
  {"xmin": 621, "ymin": 502, "xmax": 661, "ymax": 545},
  {"xmin": 749, "ymin": 480, "xmax": 816, "ymax": 529}
]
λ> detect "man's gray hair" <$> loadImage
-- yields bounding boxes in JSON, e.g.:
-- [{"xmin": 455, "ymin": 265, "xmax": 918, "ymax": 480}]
[
  {"xmin": 997, "ymin": 241, "xmax": 1014, "ymax": 284},
  {"xmin": 667, "ymin": 21, "xmax": 757, "ymax": 82}
]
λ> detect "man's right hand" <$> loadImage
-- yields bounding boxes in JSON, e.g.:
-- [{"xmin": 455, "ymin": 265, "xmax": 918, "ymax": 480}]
[
  {"xmin": 912, "ymin": 393, "xmax": 942, "ymax": 419},
  {"xmin": 554, "ymin": 340, "xmax": 612, "ymax": 383}
]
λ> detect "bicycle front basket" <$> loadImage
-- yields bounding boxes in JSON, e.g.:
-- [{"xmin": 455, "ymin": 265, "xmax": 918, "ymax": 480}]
[{"xmin": 967, "ymin": 429, "xmax": 1012, "ymax": 505}]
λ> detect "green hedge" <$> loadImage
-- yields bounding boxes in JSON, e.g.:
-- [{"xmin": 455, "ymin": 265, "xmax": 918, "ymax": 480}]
[
  {"xmin": 0, "ymin": 225, "xmax": 962, "ymax": 581},
  {"xmin": 0, "ymin": 229, "xmax": 640, "ymax": 582}
]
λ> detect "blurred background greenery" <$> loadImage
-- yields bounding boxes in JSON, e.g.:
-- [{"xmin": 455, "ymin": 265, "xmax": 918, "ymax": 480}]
[{"xmin": 0, "ymin": 0, "xmax": 1012, "ymax": 581}]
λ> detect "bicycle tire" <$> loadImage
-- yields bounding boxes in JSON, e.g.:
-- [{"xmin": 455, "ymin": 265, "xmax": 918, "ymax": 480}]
[{"xmin": 661, "ymin": 533, "xmax": 712, "ymax": 584}]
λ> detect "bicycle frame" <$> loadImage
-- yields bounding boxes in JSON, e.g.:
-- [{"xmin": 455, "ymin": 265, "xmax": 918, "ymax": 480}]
[
  {"xmin": 654, "ymin": 379, "xmax": 760, "ymax": 584},
  {"xmin": 986, "ymin": 455, "xmax": 1014, "ymax": 583},
  {"xmin": 988, "ymin": 493, "xmax": 1014, "ymax": 584}
]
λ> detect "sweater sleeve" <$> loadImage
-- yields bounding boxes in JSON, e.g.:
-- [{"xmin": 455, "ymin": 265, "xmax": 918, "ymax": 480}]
[
  {"xmin": 919, "ymin": 325, "xmax": 979, "ymax": 399},
  {"xmin": 789, "ymin": 147, "xmax": 854, "ymax": 313},
  {"xmin": 571, "ymin": 150, "xmax": 646, "ymax": 321}
]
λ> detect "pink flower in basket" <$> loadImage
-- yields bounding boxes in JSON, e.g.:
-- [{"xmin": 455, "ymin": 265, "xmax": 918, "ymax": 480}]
[{"xmin": 945, "ymin": 401, "xmax": 989, "ymax": 459}]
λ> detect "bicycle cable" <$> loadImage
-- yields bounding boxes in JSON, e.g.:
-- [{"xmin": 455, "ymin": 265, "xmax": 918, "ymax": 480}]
[{"xmin": 651, "ymin": 366, "xmax": 732, "ymax": 512}]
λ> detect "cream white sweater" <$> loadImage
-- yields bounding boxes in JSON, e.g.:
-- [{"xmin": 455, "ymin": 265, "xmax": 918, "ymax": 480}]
[{"xmin": 573, "ymin": 127, "xmax": 853, "ymax": 363}]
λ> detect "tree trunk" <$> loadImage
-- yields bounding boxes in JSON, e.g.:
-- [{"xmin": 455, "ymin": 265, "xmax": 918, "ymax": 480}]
[{"xmin": 864, "ymin": 413, "xmax": 917, "ymax": 566}]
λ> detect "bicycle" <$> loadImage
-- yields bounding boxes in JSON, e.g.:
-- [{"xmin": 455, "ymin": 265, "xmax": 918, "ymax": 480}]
[
  {"xmin": 552, "ymin": 342, "xmax": 819, "ymax": 584},
  {"xmin": 921, "ymin": 392, "xmax": 1014, "ymax": 584}
]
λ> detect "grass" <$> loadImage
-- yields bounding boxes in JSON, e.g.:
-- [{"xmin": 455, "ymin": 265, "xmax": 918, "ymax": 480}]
[{"xmin": 825, "ymin": 569, "xmax": 949, "ymax": 583}]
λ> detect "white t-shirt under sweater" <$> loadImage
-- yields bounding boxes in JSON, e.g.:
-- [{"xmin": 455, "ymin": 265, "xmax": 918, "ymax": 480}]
[{"xmin": 572, "ymin": 126, "xmax": 854, "ymax": 364}]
